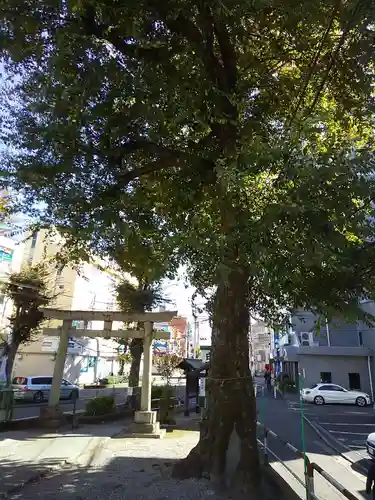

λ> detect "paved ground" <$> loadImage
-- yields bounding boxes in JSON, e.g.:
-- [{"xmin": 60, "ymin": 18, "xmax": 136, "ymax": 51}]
[
  {"xmin": 0, "ymin": 421, "xmax": 127, "ymax": 497},
  {"xmin": 283, "ymin": 394, "xmax": 375, "ymax": 465},
  {"xmin": 1, "ymin": 415, "xmax": 248, "ymax": 500},
  {"xmin": 256, "ymin": 391, "xmax": 369, "ymax": 499}
]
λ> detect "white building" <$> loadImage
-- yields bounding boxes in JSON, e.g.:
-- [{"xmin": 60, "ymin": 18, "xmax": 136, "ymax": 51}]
[
  {"xmin": 0, "ymin": 234, "xmax": 26, "ymax": 331},
  {"xmin": 3, "ymin": 230, "xmax": 129, "ymax": 384}
]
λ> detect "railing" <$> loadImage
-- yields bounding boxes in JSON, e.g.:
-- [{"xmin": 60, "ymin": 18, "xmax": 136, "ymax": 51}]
[
  {"xmin": 257, "ymin": 421, "xmax": 359, "ymax": 500},
  {"xmin": 0, "ymin": 386, "xmax": 185, "ymax": 427}
]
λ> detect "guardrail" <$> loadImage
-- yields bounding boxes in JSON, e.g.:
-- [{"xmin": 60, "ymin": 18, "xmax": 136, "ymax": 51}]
[{"xmin": 257, "ymin": 421, "xmax": 359, "ymax": 500}]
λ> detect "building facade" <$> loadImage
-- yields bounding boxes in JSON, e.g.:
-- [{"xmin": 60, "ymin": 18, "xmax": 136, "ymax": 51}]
[
  {"xmin": 7, "ymin": 230, "xmax": 124, "ymax": 384},
  {"xmin": 0, "ymin": 234, "xmax": 25, "ymax": 332},
  {"xmin": 249, "ymin": 319, "xmax": 272, "ymax": 374},
  {"xmin": 274, "ymin": 309, "xmax": 374, "ymax": 398},
  {"xmin": 153, "ymin": 315, "xmax": 189, "ymax": 356}
]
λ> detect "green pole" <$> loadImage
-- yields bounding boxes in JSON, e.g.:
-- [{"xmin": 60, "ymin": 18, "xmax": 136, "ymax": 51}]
[
  {"xmin": 298, "ymin": 373, "xmax": 308, "ymax": 500},
  {"xmin": 261, "ymin": 385, "xmax": 265, "ymax": 425}
]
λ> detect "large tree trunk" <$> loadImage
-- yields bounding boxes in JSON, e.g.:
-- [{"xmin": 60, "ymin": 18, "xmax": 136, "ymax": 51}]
[
  {"xmin": 128, "ymin": 338, "xmax": 143, "ymax": 387},
  {"xmin": 172, "ymin": 269, "xmax": 261, "ymax": 497},
  {"xmin": 5, "ymin": 342, "xmax": 19, "ymax": 386}
]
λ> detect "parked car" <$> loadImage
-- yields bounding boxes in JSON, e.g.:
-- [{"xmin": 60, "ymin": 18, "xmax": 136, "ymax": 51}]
[
  {"xmin": 301, "ymin": 383, "xmax": 370, "ymax": 406},
  {"xmin": 12, "ymin": 376, "xmax": 79, "ymax": 403}
]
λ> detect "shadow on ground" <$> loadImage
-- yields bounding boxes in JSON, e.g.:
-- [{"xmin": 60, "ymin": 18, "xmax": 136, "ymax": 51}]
[
  {"xmin": 0, "ymin": 452, "xmax": 282, "ymax": 500},
  {"xmin": 351, "ymin": 457, "xmax": 370, "ymax": 476}
]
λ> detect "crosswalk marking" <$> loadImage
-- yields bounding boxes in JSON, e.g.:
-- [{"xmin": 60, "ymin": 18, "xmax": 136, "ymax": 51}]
[
  {"xmin": 320, "ymin": 422, "xmax": 374, "ymax": 427},
  {"xmin": 328, "ymin": 430, "xmax": 369, "ymax": 436}
]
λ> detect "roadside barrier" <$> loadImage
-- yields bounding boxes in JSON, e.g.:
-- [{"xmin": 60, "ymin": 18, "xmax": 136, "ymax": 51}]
[{"xmin": 257, "ymin": 421, "xmax": 359, "ymax": 500}]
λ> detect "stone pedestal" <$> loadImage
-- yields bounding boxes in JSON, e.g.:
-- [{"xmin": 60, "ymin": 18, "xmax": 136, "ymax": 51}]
[
  {"xmin": 39, "ymin": 406, "xmax": 66, "ymax": 429},
  {"xmin": 124, "ymin": 410, "xmax": 165, "ymax": 439}
]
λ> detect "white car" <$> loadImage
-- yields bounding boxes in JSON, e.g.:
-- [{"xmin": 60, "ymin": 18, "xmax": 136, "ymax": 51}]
[
  {"xmin": 301, "ymin": 383, "xmax": 370, "ymax": 406},
  {"xmin": 12, "ymin": 375, "xmax": 79, "ymax": 403}
]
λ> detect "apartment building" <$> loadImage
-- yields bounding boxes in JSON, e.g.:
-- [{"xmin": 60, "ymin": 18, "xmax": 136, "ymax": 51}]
[
  {"xmin": 9, "ymin": 230, "xmax": 126, "ymax": 384},
  {"xmin": 249, "ymin": 319, "xmax": 272, "ymax": 374},
  {"xmin": 0, "ymin": 235, "xmax": 25, "ymax": 332},
  {"xmin": 274, "ymin": 309, "xmax": 374, "ymax": 397}
]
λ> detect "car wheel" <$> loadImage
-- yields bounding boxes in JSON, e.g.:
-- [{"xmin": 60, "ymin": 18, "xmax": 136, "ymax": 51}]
[
  {"xmin": 33, "ymin": 391, "xmax": 44, "ymax": 403},
  {"xmin": 356, "ymin": 396, "xmax": 367, "ymax": 407},
  {"xmin": 314, "ymin": 395, "xmax": 325, "ymax": 405}
]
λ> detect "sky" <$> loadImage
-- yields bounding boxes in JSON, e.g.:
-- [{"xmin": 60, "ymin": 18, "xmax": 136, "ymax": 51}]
[{"xmin": 163, "ymin": 271, "xmax": 211, "ymax": 343}]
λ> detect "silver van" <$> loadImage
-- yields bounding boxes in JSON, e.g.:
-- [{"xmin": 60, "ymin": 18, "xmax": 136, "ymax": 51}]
[{"xmin": 12, "ymin": 376, "xmax": 79, "ymax": 403}]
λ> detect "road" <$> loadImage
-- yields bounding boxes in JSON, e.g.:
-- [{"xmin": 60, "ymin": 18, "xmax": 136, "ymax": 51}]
[
  {"xmin": 256, "ymin": 390, "xmax": 368, "ymax": 499},
  {"xmin": 12, "ymin": 384, "xmax": 187, "ymax": 420},
  {"xmin": 12, "ymin": 388, "xmax": 130, "ymax": 420},
  {"xmin": 284, "ymin": 395, "xmax": 375, "ymax": 465}
]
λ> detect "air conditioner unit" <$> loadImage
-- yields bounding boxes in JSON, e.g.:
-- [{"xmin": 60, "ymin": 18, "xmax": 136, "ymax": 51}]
[{"xmin": 298, "ymin": 332, "xmax": 314, "ymax": 346}]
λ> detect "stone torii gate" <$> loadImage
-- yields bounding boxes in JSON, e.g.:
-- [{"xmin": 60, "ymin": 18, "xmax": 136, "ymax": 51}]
[{"xmin": 39, "ymin": 308, "xmax": 176, "ymax": 437}]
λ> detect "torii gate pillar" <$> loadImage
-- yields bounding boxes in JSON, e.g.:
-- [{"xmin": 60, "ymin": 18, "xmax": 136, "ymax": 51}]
[
  {"xmin": 39, "ymin": 308, "xmax": 176, "ymax": 436},
  {"xmin": 131, "ymin": 321, "xmax": 163, "ymax": 437}
]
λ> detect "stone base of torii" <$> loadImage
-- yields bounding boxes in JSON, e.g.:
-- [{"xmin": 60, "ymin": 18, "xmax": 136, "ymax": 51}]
[{"xmin": 39, "ymin": 308, "xmax": 177, "ymax": 438}]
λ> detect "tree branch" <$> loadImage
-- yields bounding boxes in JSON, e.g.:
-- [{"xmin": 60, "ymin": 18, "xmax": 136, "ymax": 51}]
[
  {"xmin": 118, "ymin": 140, "xmax": 188, "ymax": 158},
  {"xmin": 80, "ymin": 6, "xmax": 172, "ymax": 63},
  {"xmin": 117, "ymin": 156, "xmax": 182, "ymax": 183},
  {"xmin": 212, "ymin": 19, "xmax": 237, "ymax": 90}
]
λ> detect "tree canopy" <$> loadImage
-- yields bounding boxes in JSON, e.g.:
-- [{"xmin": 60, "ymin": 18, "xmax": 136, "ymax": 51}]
[
  {"xmin": 2, "ymin": 0, "xmax": 375, "ymax": 492},
  {"xmin": 1, "ymin": 265, "xmax": 51, "ymax": 384},
  {"xmin": 1, "ymin": 0, "xmax": 375, "ymax": 323}
]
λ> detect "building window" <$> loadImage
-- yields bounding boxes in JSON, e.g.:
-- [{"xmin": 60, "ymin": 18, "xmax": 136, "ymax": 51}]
[
  {"xmin": 320, "ymin": 372, "xmax": 332, "ymax": 383},
  {"xmin": 358, "ymin": 331, "xmax": 363, "ymax": 346},
  {"xmin": 348, "ymin": 373, "xmax": 361, "ymax": 390}
]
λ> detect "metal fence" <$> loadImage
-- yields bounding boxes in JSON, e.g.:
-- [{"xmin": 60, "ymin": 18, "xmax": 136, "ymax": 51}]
[
  {"xmin": 0, "ymin": 385, "xmax": 187, "ymax": 427},
  {"xmin": 257, "ymin": 420, "xmax": 359, "ymax": 500}
]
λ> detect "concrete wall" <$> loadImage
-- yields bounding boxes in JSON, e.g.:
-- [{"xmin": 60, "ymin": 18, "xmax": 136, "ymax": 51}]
[
  {"xmin": 292, "ymin": 311, "xmax": 328, "ymax": 345},
  {"xmin": 21, "ymin": 229, "xmax": 77, "ymax": 331},
  {"xmin": 298, "ymin": 355, "xmax": 371, "ymax": 394},
  {"xmin": 12, "ymin": 349, "xmax": 121, "ymax": 385},
  {"xmin": 328, "ymin": 320, "xmax": 359, "ymax": 347},
  {"xmin": 292, "ymin": 311, "xmax": 359, "ymax": 347}
]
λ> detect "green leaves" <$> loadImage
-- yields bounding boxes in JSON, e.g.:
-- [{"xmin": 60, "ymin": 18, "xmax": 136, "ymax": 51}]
[
  {"xmin": 2, "ymin": 264, "xmax": 52, "ymax": 345},
  {"xmin": 115, "ymin": 279, "xmax": 166, "ymax": 314},
  {"xmin": 1, "ymin": 0, "xmax": 375, "ymax": 323}
]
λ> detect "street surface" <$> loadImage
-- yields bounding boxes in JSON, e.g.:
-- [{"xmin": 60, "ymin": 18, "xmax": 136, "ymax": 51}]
[
  {"xmin": 12, "ymin": 384, "xmax": 186, "ymax": 420},
  {"xmin": 284, "ymin": 394, "xmax": 375, "ymax": 464},
  {"xmin": 12, "ymin": 388, "xmax": 129, "ymax": 420},
  {"xmin": 256, "ymin": 387, "xmax": 368, "ymax": 499},
  {"xmin": 1, "ymin": 381, "xmax": 368, "ymax": 500}
]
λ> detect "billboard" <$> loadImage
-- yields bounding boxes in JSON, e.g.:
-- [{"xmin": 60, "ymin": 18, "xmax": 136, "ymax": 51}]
[
  {"xmin": 0, "ymin": 245, "xmax": 13, "ymax": 276},
  {"xmin": 153, "ymin": 322, "xmax": 171, "ymax": 354}
]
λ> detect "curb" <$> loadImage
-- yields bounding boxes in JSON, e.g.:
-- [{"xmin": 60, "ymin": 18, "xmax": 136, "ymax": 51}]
[
  {"xmin": 303, "ymin": 414, "xmax": 368, "ymax": 475},
  {"xmin": 0, "ymin": 435, "xmax": 111, "ymax": 499}
]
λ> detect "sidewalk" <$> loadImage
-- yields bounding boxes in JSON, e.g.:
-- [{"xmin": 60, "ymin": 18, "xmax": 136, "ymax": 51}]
[
  {"xmin": 0, "ymin": 416, "xmax": 222, "ymax": 500},
  {"xmin": 0, "ymin": 422, "xmax": 126, "ymax": 498},
  {"xmin": 257, "ymin": 393, "xmax": 367, "ymax": 500}
]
